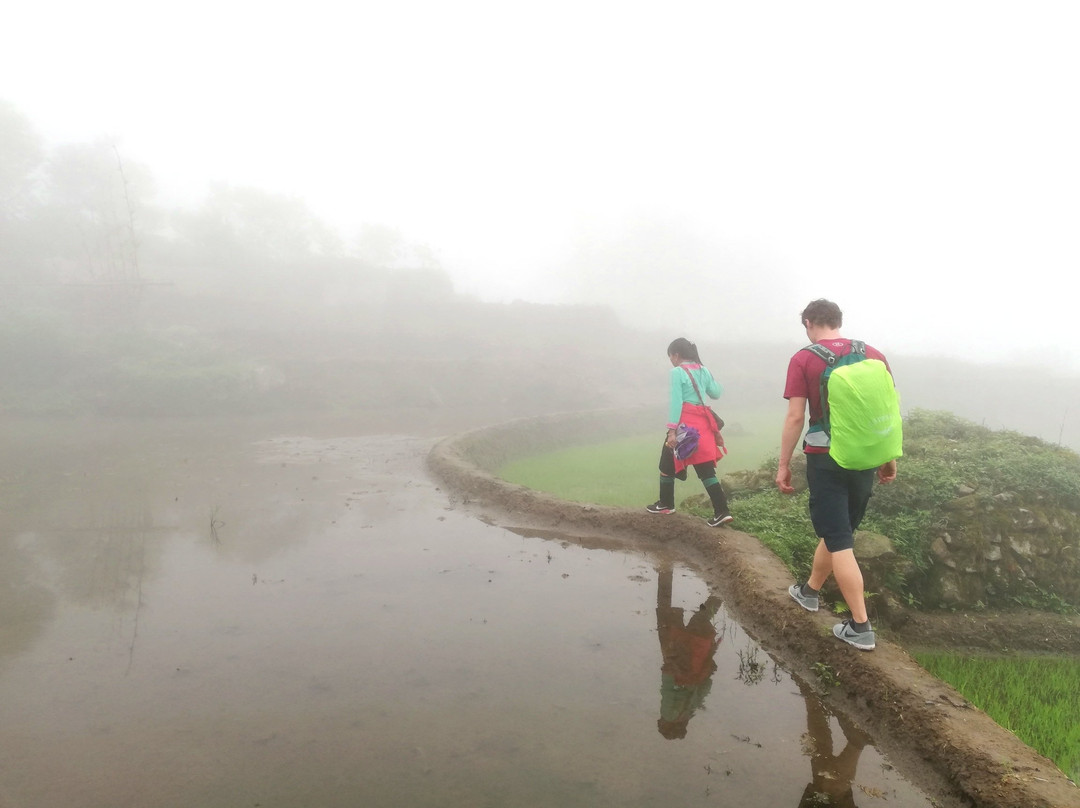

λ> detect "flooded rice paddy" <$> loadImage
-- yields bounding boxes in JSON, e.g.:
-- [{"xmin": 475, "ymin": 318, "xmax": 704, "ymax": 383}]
[{"xmin": 0, "ymin": 417, "xmax": 935, "ymax": 807}]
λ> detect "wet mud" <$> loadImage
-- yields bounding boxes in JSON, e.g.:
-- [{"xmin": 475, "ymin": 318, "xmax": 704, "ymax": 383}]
[{"xmin": 428, "ymin": 408, "xmax": 1080, "ymax": 808}]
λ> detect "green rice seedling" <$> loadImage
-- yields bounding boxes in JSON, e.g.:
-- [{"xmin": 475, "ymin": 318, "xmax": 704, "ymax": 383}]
[
  {"xmin": 914, "ymin": 652, "xmax": 1080, "ymax": 782},
  {"xmin": 499, "ymin": 408, "xmax": 780, "ymax": 508},
  {"xmin": 499, "ymin": 434, "xmax": 659, "ymax": 506}
]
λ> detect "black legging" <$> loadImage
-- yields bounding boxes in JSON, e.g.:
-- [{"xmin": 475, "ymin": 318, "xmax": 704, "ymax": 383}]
[
  {"xmin": 657, "ymin": 444, "xmax": 728, "ymax": 514},
  {"xmin": 658, "ymin": 443, "xmax": 715, "ymax": 481}
]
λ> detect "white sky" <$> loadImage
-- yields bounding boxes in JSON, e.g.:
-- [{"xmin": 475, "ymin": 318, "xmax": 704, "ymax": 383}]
[{"xmin": 2, "ymin": 1, "xmax": 1078, "ymax": 369}]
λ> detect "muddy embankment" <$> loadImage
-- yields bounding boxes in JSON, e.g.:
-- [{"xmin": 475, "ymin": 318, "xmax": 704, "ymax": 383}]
[{"xmin": 427, "ymin": 407, "xmax": 1080, "ymax": 808}]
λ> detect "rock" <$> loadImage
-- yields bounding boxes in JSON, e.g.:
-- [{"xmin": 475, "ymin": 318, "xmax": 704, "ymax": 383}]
[
  {"xmin": 1014, "ymin": 508, "xmax": 1036, "ymax": 530},
  {"xmin": 930, "ymin": 537, "xmax": 950, "ymax": 561},
  {"xmin": 852, "ymin": 532, "xmax": 910, "ymax": 616},
  {"xmin": 938, "ymin": 573, "xmax": 963, "ymax": 605},
  {"xmin": 1009, "ymin": 538, "xmax": 1033, "ymax": 558},
  {"xmin": 944, "ymin": 495, "xmax": 978, "ymax": 513},
  {"xmin": 855, "ymin": 530, "xmax": 895, "ymax": 560},
  {"xmin": 720, "ymin": 470, "xmax": 772, "ymax": 496}
]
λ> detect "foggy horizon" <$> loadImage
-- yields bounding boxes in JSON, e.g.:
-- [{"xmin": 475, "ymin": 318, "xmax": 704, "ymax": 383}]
[{"xmin": 3, "ymin": 1, "xmax": 1078, "ymax": 372}]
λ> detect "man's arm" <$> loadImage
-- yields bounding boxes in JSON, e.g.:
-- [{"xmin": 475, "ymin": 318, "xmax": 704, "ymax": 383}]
[{"xmin": 776, "ymin": 396, "xmax": 807, "ymax": 494}]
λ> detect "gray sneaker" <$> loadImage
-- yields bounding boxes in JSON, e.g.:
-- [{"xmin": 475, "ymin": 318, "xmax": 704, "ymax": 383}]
[
  {"xmin": 833, "ymin": 619, "xmax": 876, "ymax": 651},
  {"xmin": 788, "ymin": 583, "xmax": 819, "ymax": 612}
]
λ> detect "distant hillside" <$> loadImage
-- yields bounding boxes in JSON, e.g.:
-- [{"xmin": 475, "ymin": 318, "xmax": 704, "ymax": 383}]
[{"xmin": 4, "ymin": 278, "xmax": 1078, "ymax": 452}]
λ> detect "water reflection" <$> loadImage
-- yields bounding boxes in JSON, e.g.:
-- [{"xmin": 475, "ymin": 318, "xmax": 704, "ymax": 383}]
[
  {"xmin": 650, "ymin": 563, "xmax": 888, "ymax": 805},
  {"xmin": 0, "ymin": 534, "xmax": 55, "ymax": 667},
  {"xmin": 794, "ymin": 675, "xmax": 872, "ymax": 808},
  {"xmin": 0, "ymin": 421, "xmax": 936, "ymax": 808},
  {"xmin": 654, "ymin": 564, "xmax": 724, "ymax": 739}
]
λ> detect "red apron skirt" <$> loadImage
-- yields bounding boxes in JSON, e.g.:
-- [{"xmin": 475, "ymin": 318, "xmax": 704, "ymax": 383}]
[{"xmin": 674, "ymin": 403, "xmax": 723, "ymax": 473}]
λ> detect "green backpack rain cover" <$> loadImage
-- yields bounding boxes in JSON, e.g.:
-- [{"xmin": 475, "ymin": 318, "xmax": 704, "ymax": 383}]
[{"xmin": 803, "ymin": 340, "xmax": 903, "ymax": 471}]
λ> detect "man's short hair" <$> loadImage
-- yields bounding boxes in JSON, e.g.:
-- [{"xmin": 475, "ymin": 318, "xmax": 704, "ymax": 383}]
[{"xmin": 801, "ymin": 299, "xmax": 843, "ymax": 329}]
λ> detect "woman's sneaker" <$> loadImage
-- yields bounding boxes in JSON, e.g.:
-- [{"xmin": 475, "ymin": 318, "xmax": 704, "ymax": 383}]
[
  {"xmin": 645, "ymin": 501, "xmax": 675, "ymax": 514},
  {"xmin": 788, "ymin": 583, "xmax": 819, "ymax": 612},
  {"xmin": 706, "ymin": 512, "xmax": 733, "ymax": 527},
  {"xmin": 833, "ymin": 619, "xmax": 876, "ymax": 651}
]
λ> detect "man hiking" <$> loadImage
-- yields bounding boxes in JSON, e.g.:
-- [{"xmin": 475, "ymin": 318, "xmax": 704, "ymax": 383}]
[{"xmin": 776, "ymin": 299, "xmax": 900, "ymax": 651}]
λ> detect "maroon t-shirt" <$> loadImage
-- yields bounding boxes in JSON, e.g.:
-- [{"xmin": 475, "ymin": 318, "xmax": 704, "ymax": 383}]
[{"xmin": 784, "ymin": 338, "xmax": 890, "ymax": 454}]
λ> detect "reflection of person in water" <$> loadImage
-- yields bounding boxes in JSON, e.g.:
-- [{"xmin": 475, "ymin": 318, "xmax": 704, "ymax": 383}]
[
  {"xmin": 655, "ymin": 565, "xmax": 725, "ymax": 739},
  {"xmin": 794, "ymin": 676, "xmax": 871, "ymax": 807}
]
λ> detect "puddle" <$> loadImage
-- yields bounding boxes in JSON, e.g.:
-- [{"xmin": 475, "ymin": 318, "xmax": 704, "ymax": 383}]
[{"xmin": 0, "ymin": 418, "xmax": 935, "ymax": 807}]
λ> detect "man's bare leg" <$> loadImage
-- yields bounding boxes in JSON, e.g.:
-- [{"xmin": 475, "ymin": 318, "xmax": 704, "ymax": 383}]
[
  {"xmin": 829, "ymin": 548, "xmax": 867, "ymax": 623},
  {"xmin": 806, "ymin": 539, "xmax": 833, "ymax": 590},
  {"xmin": 806, "ymin": 542, "xmax": 868, "ymax": 624}
]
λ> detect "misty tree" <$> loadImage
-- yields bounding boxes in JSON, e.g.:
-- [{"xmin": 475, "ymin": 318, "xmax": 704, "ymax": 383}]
[
  {"xmin": 0, "ymin": 100, "xmax": 43, "ymax": 219},
  {"xmin": 353, "ymin": 223, "xmax": 439, "ymax": 270},
  {"xmin": 40, "ymin": 139, "xmax": 156, "ymax": 284},
  {"xmin": 185, "ymin": 184, "xmax": 342, "ymax": 262},
  {"xmin": 0, "ymin": 104, "xmax": 154, "ymax": 289},
  {"xmin": 0, "ymin": 100, "xmax": 46, "ymax": 282},
  {"xmin": 169, "ymin": 184, "xmax": 345, "ymax": 298}
]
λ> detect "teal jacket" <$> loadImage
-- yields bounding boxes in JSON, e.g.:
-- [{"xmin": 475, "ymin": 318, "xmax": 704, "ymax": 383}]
[{"xmin": 667, "ymin": 363, "xmax": 722, "ymax": 428}]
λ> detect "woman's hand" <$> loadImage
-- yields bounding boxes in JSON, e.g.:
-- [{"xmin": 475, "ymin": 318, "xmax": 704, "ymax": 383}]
[{"xmin": 665, "ymin": 429, "xmax": 678, "ymax": 449}]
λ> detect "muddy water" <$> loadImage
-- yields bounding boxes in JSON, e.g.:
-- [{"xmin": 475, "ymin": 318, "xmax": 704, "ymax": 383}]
[{"xmin": 0, "ymin": 417, "xmax": 934, "ymax": 808}]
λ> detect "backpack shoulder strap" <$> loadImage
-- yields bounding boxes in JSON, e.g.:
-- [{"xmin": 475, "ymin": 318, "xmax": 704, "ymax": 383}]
[
  {"xmin": 801, "ymin": 343, "xmax": 837, "ymax": 366},
  {"xmin": 850, "ymin": 339, "xmax": 867, "ymax": 356}
]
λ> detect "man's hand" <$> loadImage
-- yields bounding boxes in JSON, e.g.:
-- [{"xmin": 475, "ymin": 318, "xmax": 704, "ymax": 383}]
[
  {"xmin": 877, "ymin": 459, "xmax": 897, "ymax": 484},
  {"xmin": 776, "ymin": 464, "xmax": 795, "ymax": 494},
  {"xmin": 777, "ymin": 397, "xmax": 806, "ymax": 496}
]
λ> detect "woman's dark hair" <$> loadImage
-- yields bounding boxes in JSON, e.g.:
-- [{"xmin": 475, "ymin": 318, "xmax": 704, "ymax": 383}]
[
  {"xmin": 667, "ymin": 337, "xmax": 701, "ymax": 363},
  {"xmin": 800, "ymin": 299, "xmax": 843, "ymax": 329}
]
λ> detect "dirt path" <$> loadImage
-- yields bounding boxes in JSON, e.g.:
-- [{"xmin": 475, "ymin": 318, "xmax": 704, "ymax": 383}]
[{"xmin": 428, "ymin": 413, "xmax": 1080, "ymax": 808}]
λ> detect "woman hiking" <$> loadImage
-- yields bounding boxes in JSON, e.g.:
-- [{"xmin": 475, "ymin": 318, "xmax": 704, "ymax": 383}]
[{"xmin": 646, "ymin": 337, "xmax": 733, "ymax": 527}]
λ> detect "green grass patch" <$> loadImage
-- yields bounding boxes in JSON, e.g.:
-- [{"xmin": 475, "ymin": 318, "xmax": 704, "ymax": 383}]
[
  {"xmin": 500, "ymin": 433, "xmax": 660, "ymax": 506},
  {"xmin": 498, "ymin": 409, "xmax": 780, "ymax": 508},
  {"xmin": 728, "ymin": 488, "xmax": 819, "ymax": 573},
  {"xmin": 914, "ymin": 652, "xmax": 1080, "ymax": 782}
]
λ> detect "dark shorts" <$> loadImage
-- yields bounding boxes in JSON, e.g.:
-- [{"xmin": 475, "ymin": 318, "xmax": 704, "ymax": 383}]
[{"xmin": 805, "ymin": 452, "xmax": 875, "ymax": 553}]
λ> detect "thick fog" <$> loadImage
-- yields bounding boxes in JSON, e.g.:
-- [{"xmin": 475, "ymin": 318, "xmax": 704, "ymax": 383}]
[
  {"xmin": 3, "ymin": 2, "xmax": 1080, "ymax": 453},
  {"xmin": 3, "ymin": 1, "xmax": 1078, "ymax": 369}
]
